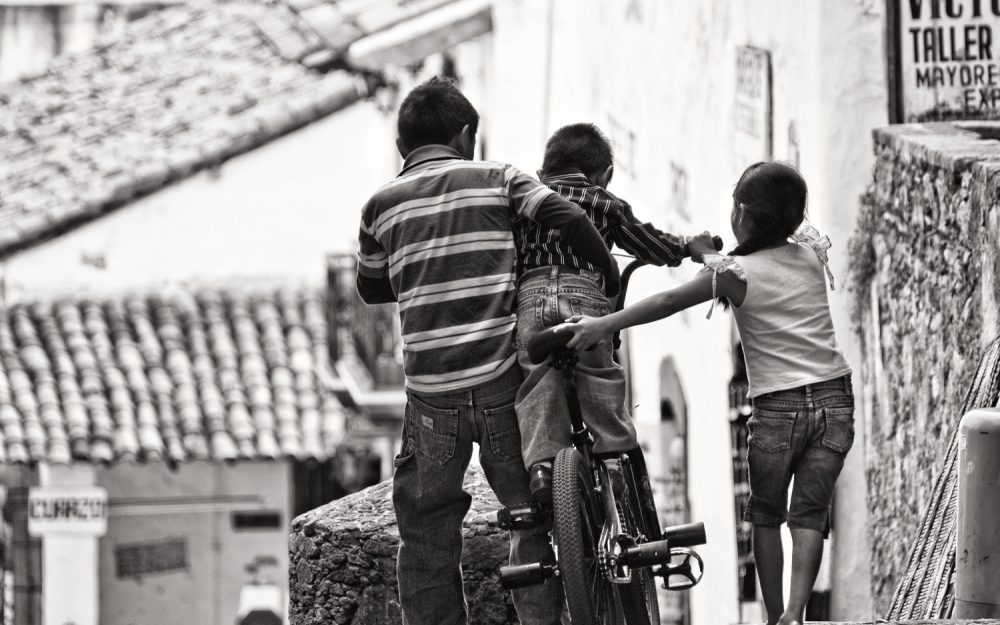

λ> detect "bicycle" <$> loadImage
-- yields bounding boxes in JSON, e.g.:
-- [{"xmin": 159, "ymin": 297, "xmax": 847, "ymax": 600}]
[{"xmin": 495, "ymin": 259, "xmax": 708, "ymax": 625}]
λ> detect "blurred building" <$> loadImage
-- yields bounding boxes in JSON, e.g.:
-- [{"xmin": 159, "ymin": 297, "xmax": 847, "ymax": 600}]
[
  {"xmin": 479, "ymin": 1, "xmax": 889, "ymax": 623},
  {"xmin": 0, "ymin": 0, "xmax": 491, "ymax": 623}
]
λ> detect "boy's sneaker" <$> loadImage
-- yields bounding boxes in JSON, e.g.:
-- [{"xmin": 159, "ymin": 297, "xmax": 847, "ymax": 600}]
[{"xmin": 529, "ymin": 461, "xmax": 553, "ymax": 503}]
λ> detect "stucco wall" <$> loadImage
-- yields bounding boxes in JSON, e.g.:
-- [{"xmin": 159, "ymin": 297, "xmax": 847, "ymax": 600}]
[
  {"xmin": 0, "ymin": 100, "xmax": 398, "ymax": 298},
  {"xmin": 0, "ymin": 4, "xmax": 121, "ymax": 84},
  {"xmin": 849, "ymin": 122, "xmax": 1000, "ymax": 612},
  {"xmin": 488, "ymin": 1, "xmax": 886, "ymax": 621},
  {"xmin": 97, "ymin": 460, "xmax": 291, "ymax": 625}
]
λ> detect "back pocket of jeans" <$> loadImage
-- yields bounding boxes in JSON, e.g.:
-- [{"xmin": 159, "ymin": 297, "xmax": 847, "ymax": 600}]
[
  {"xmin": 484, "ymin": 401, "xmax": 522, "ymax": 462},
  {"xmin": 821, "ymin": 406, "xmax": 855, "ymax": 453},
  {"xmin": 748, "ymin": 407, "xmax": 795, "ymax": 452},
  {"xmin": 570, "ymin": 296, "xmax": 610, "ymax": 318},
  {"xmin": 407, "ymin": 396, "xmax": 459, "ymax": 465}
]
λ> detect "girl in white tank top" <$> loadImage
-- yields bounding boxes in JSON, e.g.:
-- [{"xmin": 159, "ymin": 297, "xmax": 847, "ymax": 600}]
[{"xmin": 557, "ymin": 161, "xmax": 852, "ymax": 625}]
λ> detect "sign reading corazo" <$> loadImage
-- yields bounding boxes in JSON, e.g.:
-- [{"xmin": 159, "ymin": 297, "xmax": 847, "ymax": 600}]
[
  {"xmin": 27, "ymin": 487, "xmax": 108, "ymax": 536},
  {"xmin": 893, "ymin": 0, "xmax": 1000, "ymax": 120}
]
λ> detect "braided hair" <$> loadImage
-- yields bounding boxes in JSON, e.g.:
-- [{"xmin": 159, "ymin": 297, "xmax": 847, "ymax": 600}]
[
  {"xmin": 728, "ymin": 161, "xmax": 808, "ymax": 257},
  {"xmin": 716, "ymin": 162, "xmax": 808, "ymax": 309}
]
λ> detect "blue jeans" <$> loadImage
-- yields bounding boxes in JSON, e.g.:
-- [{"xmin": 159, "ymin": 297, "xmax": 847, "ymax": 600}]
[
  {"xmin": 514, "ymin": 266, "xmax": 637, "ymax": 469},
  {"xmin": 745, "ymin": 374, "xmax": 855, "ymax": 537},
  {"xmin": 392, "ymin": 364, "xmax": 563, "ymax": 625}
]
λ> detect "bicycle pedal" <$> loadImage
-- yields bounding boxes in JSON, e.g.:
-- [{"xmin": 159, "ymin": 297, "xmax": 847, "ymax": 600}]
[
  {"xmin": 499, "ymin": 561, "xmax": 558, "ymax": 589},
  {"xmin": 496, "ymin": 503, "xmax": 548, "ymax": 530},
  {"xmin": 621, "ymin": 539, "xmax": 672, "ymax": 568}
]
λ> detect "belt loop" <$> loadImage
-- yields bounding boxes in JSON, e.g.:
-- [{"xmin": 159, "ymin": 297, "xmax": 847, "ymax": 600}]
[
  {"xmin": 549, "ymin": 265, "xmax": 559, "ymax": 280},
  {"xmin": 805, "ymin": 384, "xmax": 813, "ymax": 406}
]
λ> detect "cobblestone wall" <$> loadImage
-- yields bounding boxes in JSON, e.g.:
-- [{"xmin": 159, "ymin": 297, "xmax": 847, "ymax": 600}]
[
  {"xmin": 289, "ymin": 465, "xmax": 516, "ymax": 625},
  {"xmin": 850, "ymin": 123, "xmax": 1000, "ymax": 612}
]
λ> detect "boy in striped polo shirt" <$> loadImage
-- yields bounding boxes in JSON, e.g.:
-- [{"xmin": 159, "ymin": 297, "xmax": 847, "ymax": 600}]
[
  {"xmin": 356, "ymin": 77, "xmax": 617, "ymax": 625},
  {"xmin": 513, "ymin": 123, "xmax": 716, "ymax": 501}
]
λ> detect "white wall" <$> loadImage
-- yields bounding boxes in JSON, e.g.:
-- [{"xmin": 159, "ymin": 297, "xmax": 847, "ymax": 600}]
[
  {"xmin": 488, "ymin": 1, "xmax": 887, "ymax": 622},
  {"xmin": 96, "ymin": 460, "xmax": 291, "ymax": 625},
  {"xmin": 1, "ymin": 98, "xmax": 400, "ymax": 624},
  {"xmin": 1, "ymin": 101, "xmax": 398, "ymax": 299},
  {"xmin": 0, "ymin": 4, "xmax": 121, "ymax": 84}
]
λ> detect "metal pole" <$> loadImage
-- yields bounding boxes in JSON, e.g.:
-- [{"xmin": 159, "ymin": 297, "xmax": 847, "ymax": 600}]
[{"xmin": 955, "ymin": 407, "xmax": 1000, "ymax": 619}]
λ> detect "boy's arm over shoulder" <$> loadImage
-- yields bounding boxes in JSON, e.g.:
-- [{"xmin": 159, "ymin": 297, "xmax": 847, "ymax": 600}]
[
  {"xmin": 356, "ymin": 201, "xmax": 396, "ymax": 305},
  {"xmin": 604, "ymin": 192, "xmax": 687, "ymax": 267},
  {"xmin": 504, "ymin": 165, "xmax": 619, "ymax": 294}
]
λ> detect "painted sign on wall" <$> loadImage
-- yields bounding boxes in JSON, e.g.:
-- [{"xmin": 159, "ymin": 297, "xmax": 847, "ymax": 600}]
[
  {"xmin": 891, "ymin": 0, "xmax": 1000, "ymax": 120},
  {"xmin": 734, "ymin": 46, "xmax": 773, "ymax": 171},
  {"xmin": 27, "ymin": 487, "xmax": 108, "ymax": 536},
  {"xmin": 115, "ymin": 537, "xmax": 188, "ymax": 579}
]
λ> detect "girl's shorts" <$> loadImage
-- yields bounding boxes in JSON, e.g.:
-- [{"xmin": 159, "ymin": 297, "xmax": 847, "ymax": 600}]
[{"xmin": 744, "ymin": 374, "xmax": 855, "ymax": 537}]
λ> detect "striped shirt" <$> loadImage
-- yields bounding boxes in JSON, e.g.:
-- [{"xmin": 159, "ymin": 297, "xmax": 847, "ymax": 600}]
[
  {"xmin": 357, "ymin": 146, "xmax": 613, "ymax": 394},
  {"xmin": 514, "ymin": 171, "xmax": 688, "ymax": 271}
]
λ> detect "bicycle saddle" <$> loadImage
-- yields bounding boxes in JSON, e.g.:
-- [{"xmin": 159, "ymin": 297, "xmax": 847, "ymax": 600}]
[{"xmin": 527, "ymin": 327, "xmax": 574, "ymax": 365}]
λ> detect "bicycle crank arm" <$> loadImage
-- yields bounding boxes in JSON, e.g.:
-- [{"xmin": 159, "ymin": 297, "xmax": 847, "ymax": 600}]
[
  {"xmin": 596, "ymin": 463, "xmax": 631, "ymax": 583},
  {"xmin": 499, "ymin": 561, "xmax": 559, "ymax": 589}
]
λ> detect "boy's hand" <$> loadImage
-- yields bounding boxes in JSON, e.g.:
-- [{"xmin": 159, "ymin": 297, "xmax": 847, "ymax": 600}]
[
  {"xmin": 555, "ymin": 315, "xmax": 613, "ymax": 350},
  {"xmin": 687, "ymin": 232, "xmax": 722, "ymax": 263}
]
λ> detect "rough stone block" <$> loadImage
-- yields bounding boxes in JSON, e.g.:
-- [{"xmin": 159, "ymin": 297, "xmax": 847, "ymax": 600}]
[{"xmin": 289, "ymin": 464, "xmax": 518, "ymax": 625}]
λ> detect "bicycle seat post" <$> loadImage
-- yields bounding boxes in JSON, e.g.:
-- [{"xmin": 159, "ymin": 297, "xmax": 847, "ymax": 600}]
[{"xmin": 548, "ymin": 348, "xmax": 593, "ymax": 463}]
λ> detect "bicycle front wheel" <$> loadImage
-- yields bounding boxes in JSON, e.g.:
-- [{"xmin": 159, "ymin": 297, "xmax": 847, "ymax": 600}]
[
  {"xmin": 553, "ymin": 448, "xmax": 623, "ymax": 625},
  {"xmin": 616, "ymin": 456, "xmax": 660, "ymax": 625}
]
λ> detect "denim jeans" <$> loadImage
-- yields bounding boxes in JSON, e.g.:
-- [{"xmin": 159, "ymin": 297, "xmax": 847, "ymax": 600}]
[
  {"xmin": 392, "ymin": 364, "xmax": 563, "ymax": 625},
  {"xmin": 745, "ymin": 374, "xmax": 855, "ymax": 537},
  {"xmin": 514, "ymin": 266, "xmax": 637, "ymax": 469}
]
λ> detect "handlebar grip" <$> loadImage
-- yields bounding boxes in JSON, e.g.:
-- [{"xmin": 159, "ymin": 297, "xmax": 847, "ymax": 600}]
[
  {"xmin": 712, "ymin": 236, "xmax": 723, "ymax": 251},
  {"xmin": 661, "ymin": 522, "xmax": 706, "ymax": 547}
]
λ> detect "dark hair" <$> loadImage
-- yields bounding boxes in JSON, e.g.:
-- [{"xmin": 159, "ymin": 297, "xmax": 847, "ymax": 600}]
[
  {"xmin": 397, "ymin": 76, "xmax": 479, "ymax": 150},
  {"xmin": 541, "ymin": 123, "xmax": 613, "ymax": 177},
  {"xmin": 729, "ymin": 161, "xmax": 807, "ymax": 257}
]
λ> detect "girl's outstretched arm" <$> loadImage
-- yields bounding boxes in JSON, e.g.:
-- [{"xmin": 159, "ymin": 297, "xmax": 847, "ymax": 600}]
[{"xmin": 556, "ymin": 266, "xmax": 747, "ymax": 349}]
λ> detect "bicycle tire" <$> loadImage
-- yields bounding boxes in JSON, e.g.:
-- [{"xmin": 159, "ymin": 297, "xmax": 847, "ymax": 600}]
[
  {"xmin": 616, "ymin": 494, "xmax": 659, "ymax": 625},
  {"xmin": 553, "ymin": 448, "xmax": 623, "ymax": 625},
  {"xmin": 617, "ymin": 461, "xmax": 660, "ymax": 625}
]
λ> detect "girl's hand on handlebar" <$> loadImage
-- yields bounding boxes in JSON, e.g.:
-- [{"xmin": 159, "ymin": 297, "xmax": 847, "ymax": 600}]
[{"xmin": 554, "ymin": 315, "xmax": 613, "ymax": 350}]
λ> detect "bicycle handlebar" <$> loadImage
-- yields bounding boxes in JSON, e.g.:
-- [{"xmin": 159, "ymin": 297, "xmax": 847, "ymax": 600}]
[
  {"xmin": 660, "ymin": 522, "xmax": 706, "ymax": 547},
  {"xmin": 611, "ymin": 236, "xmax": 722, "ymax": 349},
  {"xmin": 615, "ymin": 235, "xmax": 723, "ymax": 312}
]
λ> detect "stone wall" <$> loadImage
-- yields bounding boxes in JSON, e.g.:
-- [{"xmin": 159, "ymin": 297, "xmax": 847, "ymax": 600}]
[
  {"xmin": 849, "ymin": 122, "xmax": 1000, "ymax": 613},
  {"xmin": 289, "ymin": 465, "xmax": 516, "ymax": 625}
]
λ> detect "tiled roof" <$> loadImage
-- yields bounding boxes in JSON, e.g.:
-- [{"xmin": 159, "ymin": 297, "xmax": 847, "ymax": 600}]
[
  {"xmin": 0, "ymin": 0, "xmax": 493, "ymax": 259},
  {"xmin": 0, "ymin": 286, "xmax": 347, "ymax": 465},
  {"xmin": 0, "ymin": 2, "xmax": 365, "ymax": 259}
]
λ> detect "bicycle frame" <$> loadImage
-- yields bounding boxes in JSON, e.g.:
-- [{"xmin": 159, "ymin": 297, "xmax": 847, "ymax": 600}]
[
  {"xmin": 548, "ymin": 346, "xmax": 633, "ymax": 583},
  {"xmin": 498, "ymin": 257, "xmax": 708, "ymax": 599}
]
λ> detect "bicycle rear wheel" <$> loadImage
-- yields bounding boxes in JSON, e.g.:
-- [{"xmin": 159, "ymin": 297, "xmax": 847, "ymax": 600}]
[
  {"xmin": 553, "ymin": 448, "xmax": 623, "ymax": 625},
  {"xmin": 616, "ymin": 495, "xmax": 659, "ymax": 625},
  {"xmin": 617, "ymin": 457, "xmax": 661, "ymax": 625}
]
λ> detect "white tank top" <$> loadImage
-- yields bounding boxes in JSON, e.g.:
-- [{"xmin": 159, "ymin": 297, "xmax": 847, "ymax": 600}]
[{"xmin": 730, "ymin": 243, "xmax": 852, "ymax": 398}]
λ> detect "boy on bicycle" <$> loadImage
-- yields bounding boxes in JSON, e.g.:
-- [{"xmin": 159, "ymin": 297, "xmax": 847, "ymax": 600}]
[
  {"xmin": 356, "ymin": 79, "xmax": 619, "ymax": 625},
  {"xmin": 513, "ymin": 123, "xmax": 715, "ymax": 501}
]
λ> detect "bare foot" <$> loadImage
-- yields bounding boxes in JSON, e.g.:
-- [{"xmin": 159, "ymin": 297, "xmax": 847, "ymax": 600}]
[{"xmin": 776, "ymin": 615, "xmax": 800, "ymax": 625}]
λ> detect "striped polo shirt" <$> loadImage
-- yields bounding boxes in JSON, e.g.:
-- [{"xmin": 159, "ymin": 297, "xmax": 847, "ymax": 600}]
[
  {"xmin": 357, "ymin": 145, "xmax": 573, "ymax": 394},
  {"xmin": 515, "ymin": 171, "xmax": 687, "ymax": 270}
]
